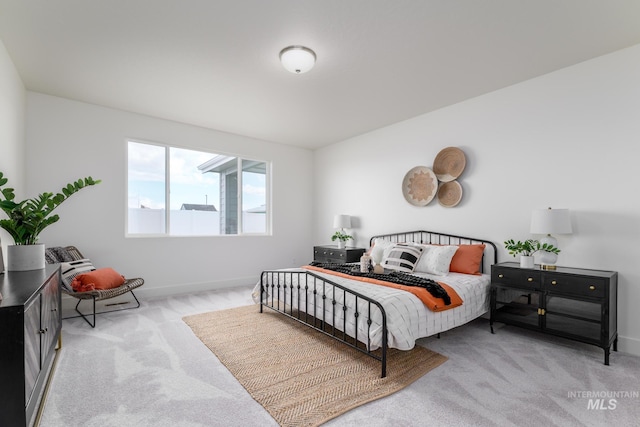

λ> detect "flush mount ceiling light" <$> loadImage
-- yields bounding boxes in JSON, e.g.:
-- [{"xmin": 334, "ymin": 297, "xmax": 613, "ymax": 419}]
[{"xmin": 279, "ymin": 45, "xmax": 316, "ymax": 74}]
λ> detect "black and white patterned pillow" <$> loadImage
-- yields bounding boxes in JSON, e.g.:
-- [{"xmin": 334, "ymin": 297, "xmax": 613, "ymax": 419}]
[
  {"xmin": 382, "ymin": 244, "xmax": 424, "ymax": 273},
  {"xmin": 45, "ymin": 246, "xmax": 74, "ymax": 264},
  {"xmin": 59, "ymin": 259, "xmax": 96, "ymax": 291}
]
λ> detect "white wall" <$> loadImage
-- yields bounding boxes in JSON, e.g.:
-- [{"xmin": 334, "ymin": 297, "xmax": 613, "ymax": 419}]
[
  {"xmin": 7, "ymin": 35, "xmax": 639, "ymax": 355},
  {"xmin": 315, "ymin": 44, "xmax": 640, "ymax": 356},
  {"xmin": 0, "ymin": 39, "xmax": 26, "ymax": 260},
  {"xmin": 26, "ymin": 93, "xmax": 314, "ymax": 297}
]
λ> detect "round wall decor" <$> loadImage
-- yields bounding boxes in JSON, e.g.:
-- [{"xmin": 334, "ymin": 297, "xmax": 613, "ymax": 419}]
[
  {"xmin": 437, "ymin": 180, "xmax": 463, "ymax": 207},
  {"xmin": 402, "ymin": 166, "xmax": 438, "ymax": 206},
  {"xmin": 433, "ymin": 147, "xmax": 466, "ymax": 182}
]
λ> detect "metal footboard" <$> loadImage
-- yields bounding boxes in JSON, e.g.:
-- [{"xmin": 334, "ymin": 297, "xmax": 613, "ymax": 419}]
[{"xmin": 260, "ymin": 270, "xmax": 389, "ymax": 378}]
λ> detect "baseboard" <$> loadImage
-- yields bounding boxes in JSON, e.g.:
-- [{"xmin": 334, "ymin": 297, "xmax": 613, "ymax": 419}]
[
  {"xmin": 136, "ymin": 276, "xmax": 255, "ymax": 300},
  {"xmin": 60, "ymin": 276, "xmax": 255, "ymax": 315},
  {"xmin": 617, "ymin": 334, "xmax": 640, "ymax": 358}
]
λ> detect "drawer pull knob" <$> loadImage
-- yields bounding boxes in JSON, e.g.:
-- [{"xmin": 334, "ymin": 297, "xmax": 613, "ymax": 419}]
[
  {"xmin": 329, "ymin": 252, "xmax": 334, "ymax": 256},
  {"xmin": 551, "ymin": 280, "xmax": 557, "ymax": 285},
  {"xmin": 527, "ymin": 277, "xmax": 533, "ymax": 282},
  {"xmin": 498, "ymin": 274, "xmax": 504, "ymax": 278},
  {"xmin": 589, "ymin": 285, "xmax": 596, "ymax": 290}
]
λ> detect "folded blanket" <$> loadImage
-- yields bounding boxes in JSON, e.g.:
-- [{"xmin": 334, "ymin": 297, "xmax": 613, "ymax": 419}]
[{"xmin": 304, "ymin": 263, "xmax": 463, "ymax": 312}]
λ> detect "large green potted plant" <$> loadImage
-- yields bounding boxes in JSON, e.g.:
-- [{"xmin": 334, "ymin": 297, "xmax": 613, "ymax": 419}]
[
  {"xmin": 504, "ymin": 238, "xmax": 560, "ymax": 268},
  {"xmin": 0, "ymin": 171, "xmax": 101, "ymax": 271}
]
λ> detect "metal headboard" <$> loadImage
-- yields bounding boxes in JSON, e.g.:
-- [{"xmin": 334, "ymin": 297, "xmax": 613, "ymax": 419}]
[{"xmin": 369, "ymin": 230, "xmax": 498, "ymax": 274}]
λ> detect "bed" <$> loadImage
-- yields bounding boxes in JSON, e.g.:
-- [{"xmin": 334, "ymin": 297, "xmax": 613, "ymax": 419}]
[{"xmin": 253, "ymin": 230, "xmax": 497, "ymax": 377}]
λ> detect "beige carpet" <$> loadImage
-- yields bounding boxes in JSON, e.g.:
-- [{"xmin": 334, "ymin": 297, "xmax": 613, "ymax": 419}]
[{"xmin": 183, "ymin": 305, "xmax": 447, "ymax": 427}]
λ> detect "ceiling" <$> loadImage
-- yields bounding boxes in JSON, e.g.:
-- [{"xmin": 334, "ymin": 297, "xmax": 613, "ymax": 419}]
[{"xmin": 1, "ymin": 1, "xmax": 640, "ymax": 149}]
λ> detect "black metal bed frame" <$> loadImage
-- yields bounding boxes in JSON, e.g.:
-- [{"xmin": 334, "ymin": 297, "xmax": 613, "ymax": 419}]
[
  {"xmin": 259, "ymin": 230, "xmax": 497, "ymax": 378},
  {"xmin": 260, "ymin": 270, "xmax": 388, "ymax": 377}
]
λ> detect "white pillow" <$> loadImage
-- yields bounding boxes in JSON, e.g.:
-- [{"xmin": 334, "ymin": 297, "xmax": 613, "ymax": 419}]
[
  {"xmin": 60, "ymin": 259, "xmax": 96, "ymax": 291},
  {"xmin": 369, "ymin": 238, "xmax": 395, "ymax": 264},
  {"xmin": 414, "ymin": 245, "xmax": 458, "ymax": 276},
  {"xmin": 382, "ymin": 244, "xmax": 424, "ymax": 273}
]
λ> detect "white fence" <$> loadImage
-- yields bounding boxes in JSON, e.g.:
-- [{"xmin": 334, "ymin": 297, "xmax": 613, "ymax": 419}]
[{"xmin": 127, "ymin": 208, "xmax": 266, "ymax": 235}]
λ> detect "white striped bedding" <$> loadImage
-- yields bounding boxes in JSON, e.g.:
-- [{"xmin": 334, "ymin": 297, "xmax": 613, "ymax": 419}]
[{"xmin": 252, "ymin": 268, "xmax": 490, "ymax": 351}]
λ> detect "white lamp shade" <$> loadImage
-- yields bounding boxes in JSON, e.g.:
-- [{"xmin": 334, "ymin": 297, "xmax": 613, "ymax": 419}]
[
  {"xmin": 333, "ymin": 214, "xmax": 351, "ymax": 229},
  {"xmin": 530, "ymin": 208, "xmax": 572, "ymax": 235},
  {"xmin": 279, "ymin": 46, "xmax": 316, "ymax": 74}
]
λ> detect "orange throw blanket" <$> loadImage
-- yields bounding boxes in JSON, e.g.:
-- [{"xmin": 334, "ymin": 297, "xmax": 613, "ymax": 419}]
[{"xmin": 303, "ymin": 265, "xmax": 463, "ymax": 312}]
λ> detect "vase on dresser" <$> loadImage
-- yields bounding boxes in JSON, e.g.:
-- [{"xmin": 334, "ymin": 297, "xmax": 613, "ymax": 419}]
[
  {"xmin": 337, "ymin": 241, "xmax": 346, "ymax": 249},
  {"xmin": 519, "ymin": 255, "xmax": 534, "ymax": 269}
]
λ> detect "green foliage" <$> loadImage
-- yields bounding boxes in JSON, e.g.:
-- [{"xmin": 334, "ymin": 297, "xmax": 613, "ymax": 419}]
[
  {"xmin": 504, "ymin": 238, "xmax": 561, "ymax": 257},
  {"xmin": 0, "ymin": 172, "xmax": 101, "ymax": 245},
  {"xmin": 331, "ymin": 231, "xmax": 353, "ymax": 242}
]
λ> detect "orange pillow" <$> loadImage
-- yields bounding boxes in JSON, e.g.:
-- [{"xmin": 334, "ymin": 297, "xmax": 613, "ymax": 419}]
[
  {"xmin": 71, "ymin": 268, "xmax": 125, "ymax": 292},
  {"xmin": 449, "ymin": 244, "xmax": 485, "ymax": 275}
]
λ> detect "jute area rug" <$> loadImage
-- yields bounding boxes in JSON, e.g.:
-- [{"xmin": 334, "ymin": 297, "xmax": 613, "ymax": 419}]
[{"xmin": 183, "ymin": 305, "xmax": 447, "ymax": 427}]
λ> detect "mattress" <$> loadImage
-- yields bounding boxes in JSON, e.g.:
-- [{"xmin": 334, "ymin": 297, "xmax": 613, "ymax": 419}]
[{"xmin": 252, "ymin": 268, "xmax": 490, "ymax": 351}]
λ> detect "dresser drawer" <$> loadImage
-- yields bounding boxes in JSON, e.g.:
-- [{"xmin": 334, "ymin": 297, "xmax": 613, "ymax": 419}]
[
  {"xmin": 492, "ymin": 267, "xmax": 541, "ymax": 290},
  {"xmin": 543, "ymin": 275, "xmax": 605, "ymax": 298},
  {"xmin": 313, "ymin": 246, "xmax": 365, "ymax": 264},
  {"xmin": 315, "ymin": 248, "xmax": 346, "ymax": 263}
]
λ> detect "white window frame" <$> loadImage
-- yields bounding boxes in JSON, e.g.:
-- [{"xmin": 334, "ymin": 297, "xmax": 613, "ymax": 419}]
[{"xmin": 125, "ymin": 139, "xmax": 271, "ymax": 237}]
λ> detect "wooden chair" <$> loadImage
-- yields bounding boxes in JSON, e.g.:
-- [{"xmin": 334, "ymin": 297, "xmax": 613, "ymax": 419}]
[{"xmin": 45, "ymin": 246, "xmax": 144, "ymax": 327}]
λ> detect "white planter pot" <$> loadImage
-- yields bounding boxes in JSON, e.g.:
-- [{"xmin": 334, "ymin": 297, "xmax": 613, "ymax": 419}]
[
  {"xmin": 7, "ymin": 244, "xmax": 46, "ymax": 271},
  {"xmin": 520, "ymin": 255, "xmax": 535, "ymax": 269},
  {"xmin": 337, "ymin": 241, "xmax": 346, "ymax": 249}
]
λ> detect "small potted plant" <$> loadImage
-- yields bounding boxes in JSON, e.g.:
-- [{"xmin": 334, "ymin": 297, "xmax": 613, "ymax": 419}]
[
  {"xmin": 0, "ymin": 171, "xmax": 101, "ymax": 271},
  {"xmin": 331, "ymin": 231, "xmax": 353, "ymax": 249},
  {"xmin": 504, "ymin": 238, "xmax": 560, "ymax": 268}
]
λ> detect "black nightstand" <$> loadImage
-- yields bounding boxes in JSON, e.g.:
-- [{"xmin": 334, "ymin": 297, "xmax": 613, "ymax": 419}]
[
  {"xmin": 313, "ymin": 246, "xmax": 365, "ymax": 264},
  {"xmin": 490, "ymin": 262, "xmax": 618, "ymax": 365}
]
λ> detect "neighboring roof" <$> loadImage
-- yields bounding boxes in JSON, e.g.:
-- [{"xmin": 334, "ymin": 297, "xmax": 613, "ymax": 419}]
[
  {"xmin": 180, "ymin": 204, "xmax": 217, "ymax": 212},
  {"xmin": 198, "ymin": 155, "xmax": 266, "ymax": 175},
  {"xmin": 246, "ymin": 204, "xmax": 266, "ymax": 213},
  {"xmin": 197, "ymin": 155, "xmax": 236, "ymax": 174}
]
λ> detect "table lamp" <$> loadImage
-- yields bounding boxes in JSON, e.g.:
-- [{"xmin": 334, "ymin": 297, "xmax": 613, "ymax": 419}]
[
  {"xmin": 333, "ymin": 214, "xmax": 351, "ymax": 232},
  {"xmin": 530, "ymin": 207, "xmax": 572, "ymax": 270}
]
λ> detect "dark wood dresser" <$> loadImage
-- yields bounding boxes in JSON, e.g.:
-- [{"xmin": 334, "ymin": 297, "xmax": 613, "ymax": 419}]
[
  {"xmin": 313, "ymin": 245, "xmax": 365, "ymax": 264},
  {"xmin": 0, "ymin": 265, "xmax": 62, "ymax": 427},
  {"xmin": 490, "ymin": 262, "xmax": 617, "ymax": 365}
]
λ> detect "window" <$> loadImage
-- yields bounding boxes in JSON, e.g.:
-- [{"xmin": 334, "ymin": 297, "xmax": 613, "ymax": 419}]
[{"xmin": 127, "ymin": 140, "xmax": 269, "ymax": 236}]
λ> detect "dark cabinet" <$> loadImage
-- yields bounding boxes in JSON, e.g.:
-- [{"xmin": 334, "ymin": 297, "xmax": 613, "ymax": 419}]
[
  {"xmin": 313, "ymin": 246, "xmax": 365, "ymax": 264},
  {"xmin": 490, "ymin": 262, "xmax": 617, "ymax": 365},
  {"xmin": 0, "ymin": 265, "xmax": 62, "ymax": 427}
]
